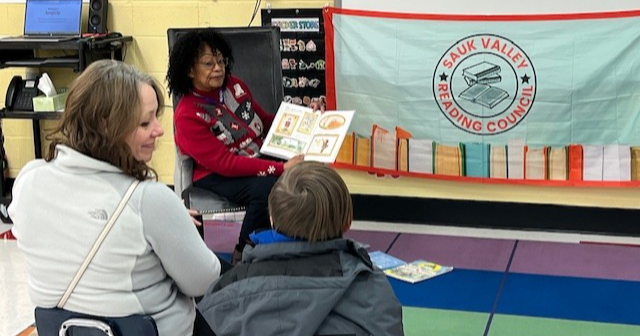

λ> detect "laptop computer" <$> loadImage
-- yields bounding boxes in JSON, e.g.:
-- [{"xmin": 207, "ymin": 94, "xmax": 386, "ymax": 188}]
[{"xmin": 0, "ymin": 0, "xmax": 82, "ymax": 43}]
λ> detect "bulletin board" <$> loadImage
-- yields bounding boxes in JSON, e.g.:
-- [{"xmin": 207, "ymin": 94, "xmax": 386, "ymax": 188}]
[{"xmin": 261, "ymin": 8, "xmax": 326, "ymax": 107}]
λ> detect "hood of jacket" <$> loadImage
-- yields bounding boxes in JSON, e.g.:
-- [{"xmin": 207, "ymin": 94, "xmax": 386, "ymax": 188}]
[
  {"xmin": 51, "ymin": 145, "xmax": 122, "ymax": 175},
  {"xmin": 198, "ymin": 239, "xmax": 376, "ymax": 336}
]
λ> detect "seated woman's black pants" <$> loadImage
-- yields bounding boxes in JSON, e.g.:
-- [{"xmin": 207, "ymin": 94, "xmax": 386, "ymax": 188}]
[{"xmin": 193, "ymin": 173, "xmax": 278, "ymax": 252}]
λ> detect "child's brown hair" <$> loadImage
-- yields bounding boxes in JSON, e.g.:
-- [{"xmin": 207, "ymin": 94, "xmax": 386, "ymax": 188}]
[{"xmin": 268, "ymin": 161, "xmax": 352, "ymax": 242}]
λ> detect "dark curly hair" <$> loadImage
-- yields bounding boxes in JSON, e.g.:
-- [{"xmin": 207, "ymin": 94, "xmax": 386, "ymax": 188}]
[{"xmin": 166, "ymin": 29, "xmax": 234, "ymax": 98}]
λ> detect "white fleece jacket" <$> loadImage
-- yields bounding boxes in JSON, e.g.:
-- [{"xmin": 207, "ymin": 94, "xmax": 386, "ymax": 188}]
[{"xmin": 9, "ymin": 145, "xmax": 220, "ymax": 336}]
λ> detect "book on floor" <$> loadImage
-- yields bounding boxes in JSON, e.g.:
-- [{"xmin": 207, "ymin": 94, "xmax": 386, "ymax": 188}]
[
  {"xmin": 368, "ymin": 251, "xmax": 407, "ymax": 270},
  {"xmin": 384, "ymin": 260, "xmax": 454, "ymax": 284},
  {"xmin": 260, "ymin": 102, "xmax": 355, "ymax": 163}
]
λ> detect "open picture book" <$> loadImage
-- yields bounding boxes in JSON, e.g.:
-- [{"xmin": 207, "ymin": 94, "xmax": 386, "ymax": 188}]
[
  {"xmin": 260, "ymin": 102, "xmax": 355, "ymax": 163},
  {"xmin": 369, "ymin": 251, "xmax": 454, "ymax": 284}
]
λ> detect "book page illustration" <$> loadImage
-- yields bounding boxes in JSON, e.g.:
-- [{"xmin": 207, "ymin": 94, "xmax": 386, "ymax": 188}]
[
  {"xmin": 260, "ymin": 102, "xmax": 355, "ymax": 162},
  {"xmin": 307, "ymin": 135, "xmax": 338, "ymax": 157},
  {"xmin": 319, "ymin": 114, "xmax": 346, "ymax": 130},
  {"xmin": 304, "ymin": 111, "xmax": 355, "ymax": 163},
  {"xmin": 269, "ymin": 134, "xmax": 306, "ymax": 154},
  {"xmin": 297, "ymin": 112, "xmax": 318, "ymax": 135},
  {"xmin": 275, "ymin": 113, "xmax": 299, "ymax": 136}
]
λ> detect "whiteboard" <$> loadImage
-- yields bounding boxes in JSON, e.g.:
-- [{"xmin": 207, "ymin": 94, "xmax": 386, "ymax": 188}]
[{"xmin": 339, "ymin": 0, "xmax": 640, "ymax": 14}]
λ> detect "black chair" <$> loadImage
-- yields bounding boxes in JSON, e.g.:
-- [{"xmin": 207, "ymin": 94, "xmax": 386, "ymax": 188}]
[{"xmin": 167, "ymin": 27, "xmax": 284, "ymax": 217}]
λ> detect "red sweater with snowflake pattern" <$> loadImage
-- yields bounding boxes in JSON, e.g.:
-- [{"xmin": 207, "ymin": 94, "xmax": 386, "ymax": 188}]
[{"xmin": 174, "ymin": 76, "xmax": 285, "ymax": 182}]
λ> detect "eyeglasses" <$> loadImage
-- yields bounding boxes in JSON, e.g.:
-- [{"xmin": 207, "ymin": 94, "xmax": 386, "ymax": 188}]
[{"xmin": 198, "ymin": 58, "xmax": 229, "ymax": 70}]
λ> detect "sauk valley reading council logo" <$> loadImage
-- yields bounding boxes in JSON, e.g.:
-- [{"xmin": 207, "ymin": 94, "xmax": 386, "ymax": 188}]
[{"xmin": 433, "ymin": 34, "xmax": 537, "ymax": 135}]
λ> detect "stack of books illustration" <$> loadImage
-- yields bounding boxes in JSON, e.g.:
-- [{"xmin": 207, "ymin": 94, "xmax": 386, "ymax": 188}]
[{"xmin": 459, "ymin": 61, "xmax": 509, "ymax": 109}]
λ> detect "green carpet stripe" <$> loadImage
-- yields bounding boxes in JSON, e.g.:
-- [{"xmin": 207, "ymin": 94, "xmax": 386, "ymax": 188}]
[
  {"xmin": 402, "ymin": 306, "xmax": 489, "ymax": 336},
  {"xmin": 489, "ymin": 314, "xmax": 640, "ymax": 336}
]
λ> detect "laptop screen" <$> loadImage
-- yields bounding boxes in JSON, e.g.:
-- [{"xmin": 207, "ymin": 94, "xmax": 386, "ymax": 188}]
[{"xmin": 24, "ymin": 0, "xmax": 82, "ymax": 36}]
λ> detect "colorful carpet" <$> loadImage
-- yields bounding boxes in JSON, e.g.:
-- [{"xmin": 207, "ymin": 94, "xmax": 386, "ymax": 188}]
[{"xmin": 204, "ymin": 221, "xmax": 640, "ymax": 335}]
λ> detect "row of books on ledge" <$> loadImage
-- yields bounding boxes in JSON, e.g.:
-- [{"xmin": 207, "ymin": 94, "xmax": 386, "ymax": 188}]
[
  {"xmin": 369, "ymin": 251, "xmax": 453, "ymax": 283},
  {"xmin": 334, "ymin": 125, "xmax": 640, "ymax": 182}
]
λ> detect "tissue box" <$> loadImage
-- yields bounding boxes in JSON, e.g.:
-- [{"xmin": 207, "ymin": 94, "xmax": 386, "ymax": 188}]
[{"xmin": 32, "ymin": 91, "xmax": 68, "ymax": 112}]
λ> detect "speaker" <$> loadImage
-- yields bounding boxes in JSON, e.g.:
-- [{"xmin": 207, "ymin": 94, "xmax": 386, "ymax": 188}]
[{"xmin": 88, "ymin": 0, "xmax": 108, "ymax": 34}]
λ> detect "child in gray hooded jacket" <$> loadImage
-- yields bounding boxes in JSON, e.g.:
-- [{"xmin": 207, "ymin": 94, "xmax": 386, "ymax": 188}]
[{"xmin": 197, "ymin": 161, "xmax": 405, "ymax": 336}]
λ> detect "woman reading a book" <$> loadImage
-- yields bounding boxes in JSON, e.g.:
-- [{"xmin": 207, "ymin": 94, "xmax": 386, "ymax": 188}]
[{"xmin": 167, "ymin": 30, "xmax": 321, "ymax": 264}]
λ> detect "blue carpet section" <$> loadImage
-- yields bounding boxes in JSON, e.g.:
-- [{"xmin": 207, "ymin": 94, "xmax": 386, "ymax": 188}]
[
  {"xmin": 208, "ymin": 232, "xmax": 640, "ymax": 327},
  {"xmin": 497, "ymin": 273, "xmax": 640, "ymax": 325},
  {"xmin": 390, "ymin": 269, "xmax": 504, "ymax": 313},
  {"xmin": 389, "ymin": 269, "xmax": 640, "ymax": 326}
]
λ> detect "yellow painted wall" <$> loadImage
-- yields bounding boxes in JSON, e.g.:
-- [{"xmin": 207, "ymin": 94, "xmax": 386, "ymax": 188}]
[
  {"xmin": 1, "ymin": 0, "xmax": 639, "ymax": 210},
  {"xmin": 0, "ymin": 0, "xmax": 332, "ymax": 181}
]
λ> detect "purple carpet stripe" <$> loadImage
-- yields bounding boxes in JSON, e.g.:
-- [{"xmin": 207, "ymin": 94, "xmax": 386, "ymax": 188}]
[
  {"xmin": 203, "ymin": 224, "xmax": 400, "ymax": 254},
  {"xmin": 510, "ymin": 240, "xmax": 640, "ymax": 281},
  {"xmin": 344, "ymin": 229, "xmax": 399, "ymax": 253},
  {"xmin": 203, "ymin": 220, "xmax": 241, "ymax": 254},
  {"xmin": 385, "ymin": 233, "xmax": 401, "ymax": 254},
  {"xmin": 387, "ymin": 234, "xmax": 516, "ymax": 271}
]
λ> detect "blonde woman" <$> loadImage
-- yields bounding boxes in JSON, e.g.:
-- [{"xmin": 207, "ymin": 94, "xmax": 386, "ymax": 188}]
[{"xmin": 10, "ymin": 60, "xmax": 220, "ymax": 336}]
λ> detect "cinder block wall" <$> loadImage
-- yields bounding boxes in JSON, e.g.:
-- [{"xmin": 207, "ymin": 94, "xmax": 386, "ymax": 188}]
[{"xmin": 0, "ymin": 0, "xmax": 332, "ymax": 183}]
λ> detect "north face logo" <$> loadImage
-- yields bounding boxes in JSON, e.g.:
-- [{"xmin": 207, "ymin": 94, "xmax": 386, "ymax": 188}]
[{"xmin": 89, "ymin": 209, "xmax": 108, "ymax": 220}]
